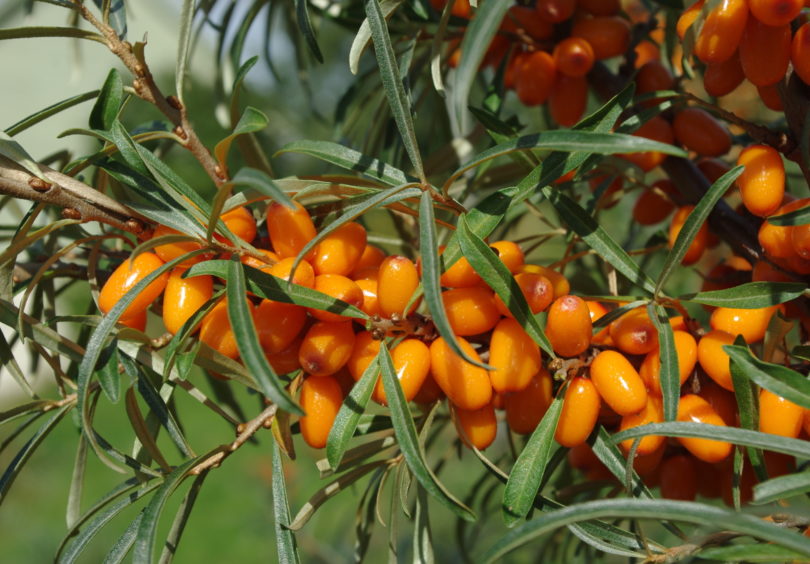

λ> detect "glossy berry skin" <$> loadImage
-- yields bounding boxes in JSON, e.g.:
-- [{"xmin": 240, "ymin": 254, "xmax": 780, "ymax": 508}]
[
  {"xmin": 758, "ymin": 199, "xmax": 810, "ymax": 258},
  {"xmin": 589, "ymin": 350, "xmax": 648, "ymax": 416},
  {"xmin": 676, "ymin": 394, "xmax": 732, "ymax": 463},
  {"xmin": 373, "ymin": 339, "xmax": 431, "ymax": 405},
  {"xmin": 621, "ymin": 116, "xmax": 674, "ymax": 172},
  {"xmin": 310, "ymin": 274, "xmax": 364, "ymax": 322},
  {"xmin": 495, "ymin": 272, "xmax": 554, "ymax": 318},
  {"xmin": 619, "ymin": 396, "xmax": 664, "ymax": 455},
  {"xmin": 709, "ymin": 305, "xmax": 779, "ymax": 343},
  {"xmin": 442, "ymin": 287, "xmax": 500, "ymax": 336},
  {"xmin": 429, "ymin": 336, "xmax": 492, "ymax": 411},
  {"xmin": 740, "ymin": 18, "xmax": 791, "ymax": 86},
  {"xmin": 504, "ymin": 368, "xmax": 553, "ymax": 434},
  {"xmin": 254, "ymin": 299, "xmax": 308, "ymax": 354},
  {"xmin": 489, "ymin": 240, "xmax": 525, "ymax": 273},
  {"xmin": 489, "ymin": 318, "xmax": 542, "ymax": 393},
  {"xmin": 242, "ymin": 249, "xmax": 280, "ymax": 274},
  {"xmin": 351, "ymin": 244, "xmax": 386, "ymax": 276},
  {"xmin": 672, "ymin": 108, "xmax": 731, "ymax": 157},
  {"xmin": 792, "ymin": 23, "xmax": 810, "ymax": 86},
  {"xmin": 266, "ymin": 201, "xmax": 317, "ymax": 258},
  {"xmin": 377, "ymin": 255, "xmax": 420, "ymax": 318},
  {"xmin": 199, "ymin": 299, "xmax": 246, "ymax": 360},
  {"xmin": 545, "ymin": 295, "xmax": 592, "ymax": 357},
  {"xmin": 312, "ymin": 222, "xmax": 367, "ymax": 276},
  {"xmin": 354, "ymin": 278, "xmax": 380, "ymax": 317},
  {"xmin": 694, "ymin": 0, "xmax": 748, "ymax": 64},
  {"xmin": 439, "ymin": 253, "xmax": 482, "ymax": 288},
  {"xmin": 152, "ymin": 224, "xmax": 209, "ymax": 268},
  {"xmin": 535, "ymin": 0, "xmax": 576, "ymax": 23},
  {"xmin": 518, "ymin": 264, "xmax": 570, "ymax": 298},
  {"xmin": 298, "ymin": 321, "xmax": 356, "ymax": 377},
  {"xmin": 552, "ymin": 37, "xmax": 595, "ymax": 78},
  {"xmin": 266, "ymin": 335, "xmax": 304, "ymax": 375},
  {"xmin": 639, "ymin": 330, "xmax": 698, "ymax": 395},
  {"xmin": 554, "ymin": 377, "xmax": 600, "ymax": 447},
  {"xmin": 668, "ymin": 206, "xmax": 709, "ymax": 265},
  {"xmin": 677, "ymin": 0, "xmax": 704, "ymax": 41},
  {"xmin": 632, "ymin": 179, "xmax": 675, "ymax": 226},
  {"xmin": 737, "ymin": 145, "xmax": 785, "ymax": 218},
  {"xmin": 299, "ymin": 375, "xmax": 343, "ymax": 449},
  {"xmin": 162, "ymin": 269, "xmax": 213, "ymax": 335},
  {"xmin": 515, "ymin": 51, "xmax": 556, "ymax": 106},
  {"xmin": 453, "ymin": 402, "xmax": 497, "ymax": 450},
  {"xmin": 549, "ymin": 75, "xmax": 588, "ymax": 127},
  {"xmin": 119, "ymin": 310, "xmax": 147, "ymax": 331},
  {"xmin": 99, "ymin": 252, "xmax": 169, "ymax": 321},
  {"xmin": 609, "ymin": 308, "xmax": 659, "ymax": 356},
  {"xmin": 703, "ymin": 52, "xmax": 745, "ymax": 97},
  {"xmin": 571, "ymin": 16, "xmax": 630, "ymax": 60},
  {"xmin": 697, "ymin": 330, "xmax": 737, "ymax": 391},
  {"xmin": 749, "ymin": 0, "xmax": 804, "ymax": 26},
  {"xmin": 346, "ymin": 331, "xmax": 380, "ymax": 381},
  {"xmin": 660, "ymin": 455, "xmax": 698, "ymax": 501},
  {"xmin": 413, "ymin": 373, "xmax": 445, "ymax": 405},
  {"xmin": 759, "ymin": 389, "xmax": 804, "ymax": 438},
  {"xmin": 220, "ymin": 206, "xmax": 257, "ymax": 243}
]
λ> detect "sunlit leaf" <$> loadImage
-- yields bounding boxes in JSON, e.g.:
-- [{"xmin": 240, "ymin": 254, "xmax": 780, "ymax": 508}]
[{"xmin": 681, "ymin": 281, "xmax": 807, "ymax": 308}]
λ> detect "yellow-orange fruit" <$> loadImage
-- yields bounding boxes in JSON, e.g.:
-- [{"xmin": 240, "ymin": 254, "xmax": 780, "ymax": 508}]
[
  {"xmin": 758, "ymin": 198, "xmax": 810, "ymax": 258},
  {"xmin": 555, "ymin": 377, "xmax": 601, "ymax": 447},
  {"xmin": 739, "ymin": 18, "xmax": 791, "ymax": 86},
  {"xmin": 99, "ymin": 252, "xmax": 169, "ymax": 320},
  {"xmin": 242, "ymin": 249, "xmax": 280, "ymax": 274},
  {"xmin": 633, "ymin": 179, "xmax": 676, "ymax": 225},
  {"xmin": 220, "ymin": 206, "xmax": 257, "ymax": 243},
  {"xmin": 694, "ymin": 0, "xmax": 748, "ymax": 64},
  {"xmin": 571, "ymin": 16, "xmax": 630, "ymax": 60},
  {"xmin": 676, "ymin": 394, "xmax": 733, "ymax": 463},
  {"xmin": 266, "ymin": 335, "xmax": 304, "ymax": 374},
  {"xmin": 299, "ymin": 375, "xmax": 343, "ymax": 449},
  {"xmin": 737, "ymin": 145, "xmax": 786, "ymax": 218},
  {"xmin": 346, "ymin": 330, "xmax": 381, "ymax": 381},
  {"xmin": 668, "ymin": 205, "xmax": 709, "ymax": 265},
  {"xmin": 355, "ymin": 278, "xmax": 380, "ymax": 317},
  {"xmin": 377, "ymin": 255, "xmax": 419, "ymax": 318},
  {"xmin": 442, "ymin": 286, "xmax": 500, "ymax": 336},
  {"xmin": 429, "ymin": 336, "xmax": 492, "ymax": 410},
  {"xmin": 634, "ymin": 40, "xmax": 661, "ymax": 68},
  {"xmin": 373, "ymin": 339, "xmax": 430, "ymax": 405},
  {"xmin": 266, "ymin": 201, "xmax": 317, "ymax": 258},
  {"xmin": 312, "ymin": 222, "xmax": 367, "ymax": 276},
  {"xmin": 621, "ymin": 116, "xmax": 675, "ymax": 172},
  {"xmin": 439, "ymin": 251, "xmax": 482, "ymax": 288},
  {"xmin": 489, "ymin": 318, "xmax": 543, "ymax": 393},
  {"xmin": 270, "ymin": 257, "xmax": 315, "ymax": 288},
  {"xmin": 351, "ymin": 244, "xmax": 386, "ymax": 276},
  {"xmin": 494, "ymin": 272, "xmax": 554, "ymax": 318},
  {"xmin": 517, "ymin": 264, "xmax": 570, "ymax": 298},
  {"xmin": 618, "ymin": 395, "xmax": 664, "ymax": 455},
  {"xmin": 702, "ymin": 257, "xmax": 753, "ymax": 294},
  {"xmin": 119, "ymin": 310, "xmax": 147, "ymax": 331},
  {"xmin": 254, "ymin": 299, "xmax": 308, "ymax": 354},
  {"xmin": 699, "ymin": 378, "xmax": 739, "ymax": 426},
  {"xmin": 677, "ymin": 0, "xmax": 704, "ymax": 40},
  {"xmin": 759, "ymin": 389, "xmax": 804, "ymax": 438},
  {"xmin": 536, "ymin": 0, "xmax": 576, "ymax": 23},
  {"xmin": 504, "ymin": 368, "xmax": 553, "ymax": 434},
  {"xmin": 545, "ymin": 295, "xmax": 592, "ymax": 357},
  {"xmin": 413, "ymin": 372, "xmax": 445, "ymax": 405},
  {"xmin": 697, "ymin": 329, "xmax": 737, "ymax": 391},
  {"xmin": 590, "ymin": 350, "xmax": 648, "ymax": 415},
  {"xmin": 660, "ymin": 455, "xmax": 698, "ymax": 501},
  {"xmin": 552, "ymin": 37, "xmax": 595, "ymax": 78},
  {"xmin": 639, "ymin": 330, "xmax": 698, "ymax": 395},
  {"xmin": 489, "ymin": 240, "xmax": 525, "ymax": 273},
  {"xmin": 710, "ymin": 305, "xmax": 779, "ymax": 343},
  {"xmin": 749, "ymin": 0, "xmax": 803, "ymax": 26},
  {"xmin": 549, "ymin": 75, "xmax": 588, "ymax": 127},
  {"xmin": 673, "ymin": 108, "xmax": 731, "ymax": 157},
  {"xmin": 199, "ymin": 298, "xmax": 246, "ymax": 360},
  {"xmin": 792, "ymin": 23, "xmax": 810, "ymax": 85},
  {"xmin": 310, "ymin": 274, "xmax": 364, "ymax": 322},
  {"xmin": 503, "ymin": 6, "xmax": 554, "ymax": 41},
  {"xmin": 609, "ymin": 308, "xmax": 659, "ymax": 356},
  {"xmin": 703, "ymin": 52, "xmax": 745, "ymax": 97},
  {"xmin": 298, "ymin": 321, "xmax": 356, "ymax": 377},
  {"xmin": 757, "ymin": 83, "xmax": 784, "ymax": 111},
  {"xmin": 453, "ymin": 402, "xmax": 498, "ymax": 450},
  {"xmin": 635, "ymin": 60, "xmax": 675, "ymax": 96},
  {"xmin": 152, "ymin": 224, "xmax": 210, "ymax": 268},
  {"xmin": 162, "ymin": 269, "xmax": 213, "ymax": 335},
  {"xmin": 792, "ymin": 223, "xmax": 810, "ymax": 259},
  {"xmin": 515, "ymin": 50, "xmax": 557, "ymax": 106}
]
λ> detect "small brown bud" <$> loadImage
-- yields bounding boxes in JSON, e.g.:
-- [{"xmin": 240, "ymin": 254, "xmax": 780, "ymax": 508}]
[
  {"xmin": 214, "ymin": 164, "xmax": 227, "ymax": 180},
  {"xmin": 28, "ymin": 177, "xmax": 51, "ymax": 192},
  {"xmin": 166, "ymin": 95, "xmax": 182, "ymax": 110},
  {"xmin": 172, "ymin": 125, "xmax": 188, "ymax": 140},
  {"xmin": 134, "ymin": 63, "xmax": 146, "ymax": 77},
  {"xmin": 62, "ymin": 208, "xmax": 82, "ymax": 220},
  {"xmin": 132, "ymin": 78, "xmax": 144, "ymax": 93},
  {"xmin": 262, "ymin": 418, "xmax": 274, "ymax": 429},
  {"xmin": 125, "ymin": 218, "xmax": 146, "ymax": 234}
]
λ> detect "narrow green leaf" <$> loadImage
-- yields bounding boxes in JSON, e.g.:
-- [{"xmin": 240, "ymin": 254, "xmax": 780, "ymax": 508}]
[
  {"xmin": 5, "ymin": 90, "xmax": 99, "ymax": 137},
  {"xmin": 0, "ymin": 132, "xmax": 47, "ymax": 180},
  {"xmin": 591, "ymin": 428, "xmax": 655, "ymax": 499},
  {"xmin": 0, "ymin": 26, "xmax": 105, "ymax": 42},
  {"xmin": 66, "ymin": 434, "xmax": 89, "ymax": 529},
  {"xmin": 766, "ymin": 205, "xmax": 810, "ymax": 226},
  {"xmin": 698, "ymin": 543, "xmax": 810, "ymax": 563},
  {"xmin": 271, "ymin": 440, "xmax": 300, "ymax": 563},
  {"xmin": 753, "ymin": 471, "xmax": 810, "ymax": 505},
  {"xmin": 655, "ymin": 166, "xmax": 743, "ymax": 295},
  {"xmin": 350, "ymin": 1, "xmax": 403, "ymax": 74},
  {"xmin": 726, "ymin": 344, "xmax": 810, "ymax": 410},
  {"xmin": 294, "ymin": 0, "xmax": 323, "ymax": 62},
  {"xmin": 228, "ymin": 167, "xmax": 294, "ymax": 209},
  {"xmin": 175, "ymin": 0, "xmax": 195, "ymax": 105},
  {"xmin": 502, "ymin": 391, "xmax": 564, "ymax": 525},
  {"xmin": 364, "ymin": 0, "xmax": 424, "ymax": 179},
  {"xmin": 647, "ymin": 304, "xmax": 679, "ymax": 421},
  {"xmin": 89, "ymin": 69, "xmax": 123, "ymax": 131},
  {"xmin": 729, "ymin": 338, "xmax": 767, "ymax": 482},
  {"xmin": 125, "ymin": 386, "xmax": 171, "ymax": 472},
  {"xmin": 103, "ymin": 511, "xmax": 143, "ymax": 564},
  {"xmin": 97, "ymin": 342, "xmax": 122, "ymax": 404},
  {"xmin": 378, "ymin": 344, "xmax": 475, "ymax": 522},
  {"xmin": 226, "ymin": 259, "xmax": 302, "ymax": 415},
  {"xmin": 681, "ymin": 281, "xmax": 807, "ymax": 308},
  {"xmin": 157, "ymin": 471, "xmax": 208, "ymax": 564},
  {"xmin": 413, "ymin": 486, "xmax": 434, "ymax": 564},
  {"xmin": 214, "ymin": 106, "xmax": 269, "ymax": 168}
]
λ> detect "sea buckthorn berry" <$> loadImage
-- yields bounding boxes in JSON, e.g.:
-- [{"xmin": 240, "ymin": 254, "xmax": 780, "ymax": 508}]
[
  {"xmin": 220, "ymin": 206, "xmax": 257, "ymax": 243},
  {"xmin": 515, "ymin": 51, "xmax": 557, "ymax": 107},
  {"xmin": 429, "ymin": 0, "xmax": 471, "ymax": 18},
  {"xmin": 299, "ymin": 375, "xmax": 343, "ymax": 449},
  {"xmin": 270, "ymin": 257, "xmax": 315, "ymax": 288},
  {"xmin": 199, "ymin": 298, "xmax": 247, "ymax": 360},
  {"xmin": 351, "ymin": 266, "xmax": 379, "ymax": 282},
  {"xmin": 162, "ymin": 269, "xmax": 213, "ymax": 335},
  {"xmin": 699, "ymin": 378, "xmax": 739, "ymax": 426},
  {"xmin": 710, "ymin": 305, "xmax": 779, "ymax": 343},
  {"xmin": 737, "ymin": 145, "xmax": 786, "ymax": 217},
  {"xmin": 636, "ymin": 60, "xmax": 675, "ymax": 97},
  {"xmin": 312, "ymin": 222, "xmax": 367, "ymax": 276},
  {"xmin": 609, "ymin": 308, "xmax": 659, "ymax": 356},
  {"xmin": 673, "ymin": 108, "xmax": 731, "ymax": 157},
  {"xmin": 697, "ymin": 157, "xmax": 732, "ymax": 184},
  {"xmin": 536, "ymin": 0, "xmax": 576, "ymax": 23},
  {"xmin": 703, "ymin": 52, "xmax": 745, "ymax": 97},
  {"xmin": 571, "ymin": 16, "xmax": 630, "ymax": 60},
  {"xmin": 489, "ymin": 240, "xmax": 524, "ymax": 273},
  {"xmin": 310, "ymin": 274, "xmax": 364, "ymax": 322},
  {"xmin": 99, "ymin": 252, "xmax": 170, "ymax": 320},
  {"xmin": 792, "ymin": 224, "xmax": 810, "ymax": 259},
  {"xmin": 494, "ymin": 272, "xmax": 554, "ymax": 318},
  {"xmin": 545, "ymin": 295, "xmax": 592, "ymax": 357},
  {"xmin": 440, "ymin": 252, "xmax": 482, "ymax": 288},
  {"xmin": 694, "ymin": 0, "xmax": 748, "ymax": 64},
  {"xmin": 677, "ymin": 0, "xmax": 704, "ymax": 40},
  {"xmin": 765, "ymin": 451, "xmax": 796, "ymax": 479},
  {"xmin": 759, "ymin": 389, "xmax": 804, "ymax": 438},
  {"xmin": 632, "ymin": 179, "xmax": 676, "ymax": 226},
  {"xmin": 590, "ymin": 350, "xmax": 648, "ymax": 416},
  {"xmin": 697, "ymin": 330, "xmax": 737, "ymax": 391},
  {"xmin": 639, "ymin": 330, "xmax": 698, "ymax": 395},
  {"xmin": 503, "ymin": 6, "xmax": 554, "ymax": 41},
  {"xmin": 413, "ymin": 372, "xmax": 445, "ymax": 405},
  {"xmin": 757, "ymin": 83, "xmax": 784, "ymax": 111},
  {"xmin": 518, "ymin": 264, "xmax": 570, "ymax": 298},
  {"xmin": 701, "ymin": 257, "xmax": 752, "ymax": 293},
  {"xmin": 355, "ymin": 278, "xmax": 380, "ymax": 317},
  {"xmin": 254, "ymin": 299, "xmax": 308, "ymax": 354},
  {"xmin": 549, "ymin": 75, "xmax": 588, "ymax": 127},
  {"xmin": 752, "ymin": 259, "xmax": 794, "ymax": 283},
  {"xmin": 792, "ymin": 23, "xmax": 810, "ymax": 85},
  {"xmin": 489, "ymin": 318, "xmax": 542, "ymax": 393},
  {"xmin": 346, "ymin": 330, "xmax": 381, "ymax": 381},
  {"xmin": 377, "ymin": 255, "xmax": 420, "ymax": 318},
  {"xmin": 739, "ymin": 18, "xmax": 791, "ymax": 86},
  {"xmin": 442, "ymin": 287, "xmax": 500, "ymax": 336},
  {"xmin": 453, "ymin": 402, "xmax": 497, "ymax": 450},
  {"xmin": 555, "ymin": 377, "xmax": 601, "ymax": 447},
  {"xmin": 242, "ymin": 249, "xmax": 280, "ymax": 274},
  {"xmin": 619, "ymin": 395, "xmax": 664, "ymax": 455},
  {"xmin": 758, "ymin": 199, "xmax": 809, "ymax": 258},
  {"xmin": 676, "ymin": 394, "xmax": 733, "ymax": 463},
  {"xmin": 660, "ymin": 455, "xmax": 698, "ymax": 501},
  {"xmin": 152, "ymin": 224, "xmax": 209, "ymax": 267},
  {"xmin": 668, "ymin": 205, "xmax": 709, "ymax": 265},
  {"xmin": 586, "ymin": 300, "xmax": 608, "ymax": 323},
  {"xmin": 634, "ymin": 40, "xmax": 661, "ymax": 68},
  {"xmin": 266, "ymin": 335, "xmax": 304, "ymax": 374},
  {"xmin": 621, "ymin": 116, "xmax": 675, "ymax": 172},
  {"xmin": 552, "ymin": 37, "xmax": 595, "ymax": 78},
  {"xmin": 119, "ymin": 310, "xmax": 147, "ymax": 331},
  {"xmin": 266, "ymin": 201, "xmax": 317, "ymax": 258},
  {"xmin": 504, "ymin": 368, "xmax": 553, "ymax": 434},
  {"xmin": 503, "ymin": 51, "xmax": 528, "ymax": 91},
  {"xmin": 298, "ymin": 321, "xmax": 356, "ymax": 377},
  {"xmin": 352, "ymin": 244, "xmax": 386, "ymax": 276},
  {"xmin": 373, "ymin": 339, "xmax": 431, "ymax": 405},
  {"xmin": 749, "ymin": 0, "xmax": 804, "ymax": 26},
  {"xmin": 429, "ymin": 336, "xmax": 492, "ymax": 410}
]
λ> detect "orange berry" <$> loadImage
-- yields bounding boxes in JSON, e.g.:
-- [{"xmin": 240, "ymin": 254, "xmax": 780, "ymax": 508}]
[
  {"xmin": 697, "ymin": 157, "xmax": 732, "ymax": 184},
  {"xmin": 299, "ymin": 375, "xmax": 343, "ymax": 449},
  {"xmin": 673, "ymin": 108, "xmax": 731, "ymax": 157},
  {"xmin": 668, "ymin": 205, "xmax": 709, "ymax": 265},
  {"xmin": 266, "ymin": 335, "xmax": 304, "ymax": 374},
  {"xmin": 697, "ymin": 329, "xmax": 737, "ymax": 391},
  {"xmin": 504, "ymin": 368, "xmax": 553, "ymax": 434},
  {"xmin": 494, "ymin": 272, "xmax": 554, "ymax": 318},
  {"xmin": 578, "ymin": 0, "xmax": 621, "ymax": 16},
  {"xmin": 346, "ymin": 330, "xmax": 381, "ymax": 381},
  {"xmin": 545, "ymin": 295, "xmax": 592, "ymax": 357},
  {"xmin": 298, "ymin": 321, "xmax": 356, "ymax": 377},
  {"xmin": 757, "ymin": 83, "xmax": 784, "ymax": 111},
  {"xmin": 555, "ymin": 376, "xmax": 601, "ymax": 447},
  {"xmin": 429, "ymin": 336, "xmax": 492, "ymax": 410},
  {"xmin": 586, "ymin": 300, "xmax": 608, "ymax": 322},
  {"xmin": 377, "ymin": 255, "xmax": 420, "ymax": 318},
  {"xmin": 119, "ymin": 310, "xmax": 147, "ymax": 331},
  {"xmin": 792, "ymin": 23, "xmax": 810, "ymax": 85},
  {"xmin": 703, "ymin": 51, "xmax": 745, "ymax": 97},
  {"xmin": 310, "ymin": 274, "xmax": 364, "ymax": 322},
  {"xmin": 254, "ymin": 299, "xmax": 308, "ymax": 354},
  {"xmin": 355, "ymin": 278, "xmax": 380, "ymax": 317},
  {"xmin": 609, "ymin": 308, "xmax": 659, "ymax": 356},
  {"xmin": 710, "ymin": 305, "xmax": 779, "ymax": 343},
  {"xmin": 621, "ymin": 116, "xmax": 675, "ymax": 172},
  {"xmin": 503, "ymin": 6, "xmax": 554, "ymax": 41},
  {"xmin": 241, "ymin": 249, "xmax": 280, "ymax": 274},
  {"xmin": 677, "ymin": 0, "xmax": 704, "ymax": 41},
  {"xmin": 220, "ymin": 206, "xmax": 257, "ymax": 243},
  {"xmin": 268, "ymin": 257, "xmax": 315, "ymax": 289},
  {"xmin": 791, "ymin": 223, "xmax": 810, "ymax": 259},
  {"xmin": 413, "ymin": 372, "xmax": 445, "ymax": 405},
  {"xmin": 266, "ymin": 201, "xmax": 317, "ymax": 258},
  {"xmin": 749, "ymin": 0, "xmax": 804, "ymax": 26},
  {"xmin": 619, "ymin": 395, "xmax": 664, "ymax": 455},
  {"xmin": 489, "ymin": 240, "xmax": 525, "ymax": 273},
  {"xmin": 312, "ymin": 222, "xmax": 367, "ymax": 276},
  {"xmin": 759, "ymin": 389, "xmax": 804, "ymax": 438},
  {"xmin": 636, "ymin": 60, "xmax": 675, "ymax": 97},
  {"xmin": 633, "ymin": 179, "xmax": 676, "ymax": 226},
  {"xmin": 442, "ymin": 287, "xmax": 500, "ymax": 336},
  {"xmin": 351, "ymin": 244, "xmax": 386, "ymax": 276},
  {"xmin": 739, "ymin": 18, "xmax": 791, "ymax": 86},
  {"xmin": 453, "ymin": 402, "xmax": 498, "ymax": 450},
  {"xmin": 99, "ymin": 252, "xmax": 169, "ymax": 320},
  {"xmin": 758, "ymin": 198, "xmax": 810, "ymax": 258},
  {"xmin": 549, "ymin": 75, "xmax": 588, "ymax": 126},
  {"xmin": 694, "ymin": 0, "xmax": 748, "ymax": 64},
  {"xmin": 634, "ymin": 40, "xmax": 661, "ymax": 69},
  {"xmin": 639, "ymin": 330, "xmax": 698, "ymax": 395},
  {"xmin": 699, "ymin": 378, "xmax": 739, "ymax": 426},
  {"xmin": 535, "ymin": 0, "xmax": 576, "ymax": 23},
  {"xmin": 152, "ymin": 224, "xmax": 210, "ymax": 268},
  {"xmin": 489, "ymin": 318, "xmax": 543, "ymax": 393},
  {"xmin": 737, "ymin": 145, "xmax": 786, "ymax": 218},
  {"xmin": 373, "ymin": 339, "xmax": 431, "ymax": 405},
  {"xmin": 439, "ymin": 252, "xmax": 482, "ymax": 288},
  {"xmin": 676, "ymin": 394, "xmax": 733, "ymax": 463},
  {"xmin": 660, "ymin": 455, "xmax": 698, "ymax": 501},
  {"xmin": 199, "ymin": 298, "xmax": 246, "ymax": 360},
  {"xmin": 162, "ymin": 269, "xmax": 213, "ymax": 335},
  {"xmin": 552, "ymin": 37, "xmax": 595, "ymax": 78},
  {"xmin": 571, "ymin": 16, "xmax": 630, "ymax": 60},
  {"xmin": 590, "ymin": 350, "xmax": 648, "ymax": 415},
  {"xmin": 517, "ymin": 264, "xmax": 570, "ymax": 298},
  {"xmin": 515, "ymin": 51, "xmax": 557, "ymax": 106}
]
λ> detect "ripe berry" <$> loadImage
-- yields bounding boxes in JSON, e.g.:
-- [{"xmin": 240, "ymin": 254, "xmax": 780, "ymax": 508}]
[
  {"xmin": 254, "ymin": 299, "xmax": 308, "ymax": 354},
  {"xmin": 429, "ymin": 336, "xmax": 492, "ymax": 410},
  {"xmin": 749, "ymin": 0, "xmax": 804, "ymax": 27},
  {"xmin": 552, "ymin": 37, "xmax": 595, "ymax": 78},
  {"xmin": 549, "ymin": 75, "xmax": 588, "ymax": 126},
  {"xmin": 312, "ymin": 222, "xmax": 367, "ymax": 276},
  {"xmin": 489, "ymin": 240, "xmax": 525, "ymax": 273},
  {"xmin": 709, "ymin": 305, "xmax": 779, "ymax": 343},
  {"xmin": 99, "ymin": 252, "xmax": 169, "ymax": 320},
  {"xmin": 346, "ymin": 330, "xmax": 380, "ymax": 381},
  {"xmin": 266, "ymin": 201, "xmax": 317, "ymax": 258},
  {"xmin": 621, "ymin": 116, "xmax": 675, "ymax": 172},
  {"xmin": 672, "ymin": 108, "xmax": 731, "ymax": 157},
  {"xmin": 199, "ymin": 298, "xmax": 246, "ymax": 360},
  {"xmin": 739, "ymin": 18, "xmax": 791, "ymax": 86},
  {"xmin": 571, "ymin": 16, "xmax": 630, "ymax": 60},
  {"xmin": 694, "ymin": 0, "xmax": 748, "ymax": 64},
  {"xmin": 310, "ymin": 274, "xmax": 364, "ymax": 322},
  {"xmin": 517, "ymin": 264, "xmax": 570, "ymax": 298},
  {"xmin": 242, "ymin": 249, "xmax": 280, "ymax": 274},
  {"xmin": 618, "ymin": 395, "xmax": 664, "ymax": 455},
  {"xmin": 703, "ymin": 52, "xmax": 745, "ymax": 97},
  {"xmin": 677, "ymin": 0, "xmax": 704, "ymax": 41},
  {"xmin": 494, "ymin": 272, "xmax": 554, "ymax": 318},
  {"xmin": 377, "ymin": 255, "xmax": 420, "ymax": 318},
  {"xmin": 299, "ymin": 375, "xmax": 343, "ymax": 449},
  {"xmin": 515, "ymin": 51, "xmax": 557, "ymax": 107},
  {"xmin": 737, "ymin": 145, "xmax": 786, "ymax": 218},
  {"xmin": 660, "ymin": 455, "xmax": 698, "ymax": 501},
  {"xmin": 442, "ymin": 287, "xmax": 500, "ymax": 336},
  {"xmin": 639, "ymin": 330, "xmax": 698, "ymax": 395},
  {"xmin": 676, "ymin": 394, "xmax": 732, "ymax": 463},
  {"xmin": 373, "ymin": 339, "xmax": 431, "ymax": 405},
  {"xmin": 152, "ymin": 224, "xmax": 210, "ymax": 267},
  {"xmin": 578, "ymin": 0, "xmax": 620, "ymax": 16},
  {"xmin": 220, "ymin": 206, "xmax": 257, "ymax": 243},
  {"xmin": 609, "ymin": 308, "xmax": 659, "ymax": 356},
  {"xmin": 162, "ymin": 269, "xmax": 213, "ymax": 335},
  {"xmin": 269, "ymin": 257, "xmax": 315, "ymax": 288},
  {"xmin": 668, "ymin": 205, "xmax": 709, "ymax": 265},
  {"xmin": 453, "ymin": 402, "xmax": 498, "ymax": 450},
  {"xmin": 545, "ymin": 295, "xmax": 592, "ymax": 357},
  {"xmin": 439, "ymin": 251, "xmax": 482, "ymax": 288},
  {"xmin": 298, "ymin": 321, "xmax": 356, "ymax": 377},
  {"xmin": 503, "ymin": 6, "xmax": 553, "ymax": 41},
  {"xmin": 489, "ymin": 318, "xmax": 543, "ymax": 393},
  {"xmin": 632, "ymin": 179, "xmax": 676, "ymax": 226},
  {"xmin": 535, "ymin": 0, "xmax": 576, "ymax": 23},
  {"xmin": 355, "ymin": 278, "xmax": 381, "ymax": 317},
  {"xmin": 759, "ymin": 389, "xmax": 804, "ymax": 438},
  {"xmin": 504, "ymin": 368, "xmax": 553, "ymax": 434},
  {"xmin": 266, "ymin": 335, "xmax": 304, "ymax": 375},
  {"xmin": 792, "ymin": 22, "xmax": 810, "ymax": 85},
  {"xmin": 589, "ymin": 350, "xmax": 648, "ymax": 416},
  {"xmin": 351, "ymin": 244, "xmax": 386, "ymax": 276},
  {"xmin": 697, "ymin": 329, "xmax": 737, "ymax": 391},
  {"xmin": 554, "ymin": 376, "xmax": 600, "ymax": 447},
  {"xmin": 758, "ymin": 198, "xmax": 809, "ymax": 258}
]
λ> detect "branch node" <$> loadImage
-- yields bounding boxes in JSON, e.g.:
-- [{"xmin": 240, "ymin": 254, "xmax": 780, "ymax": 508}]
[
  {"xmin": 214, "ymin": 164, "xmax": 227, "ymax": 180},
  {"xmin": 173, "ymin": 125, "xmax": 188, "ymax": 141},
  {"xmin": 28, "ymin": 177, "xmax": 51, "ymax": 192},
  {"xmin": 166, "ymin": 95, "xmax": 183, "ymax": 110},
  {"xmin": 61, "ymin": 208, "xmax": 82, "ymax": 220}
]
